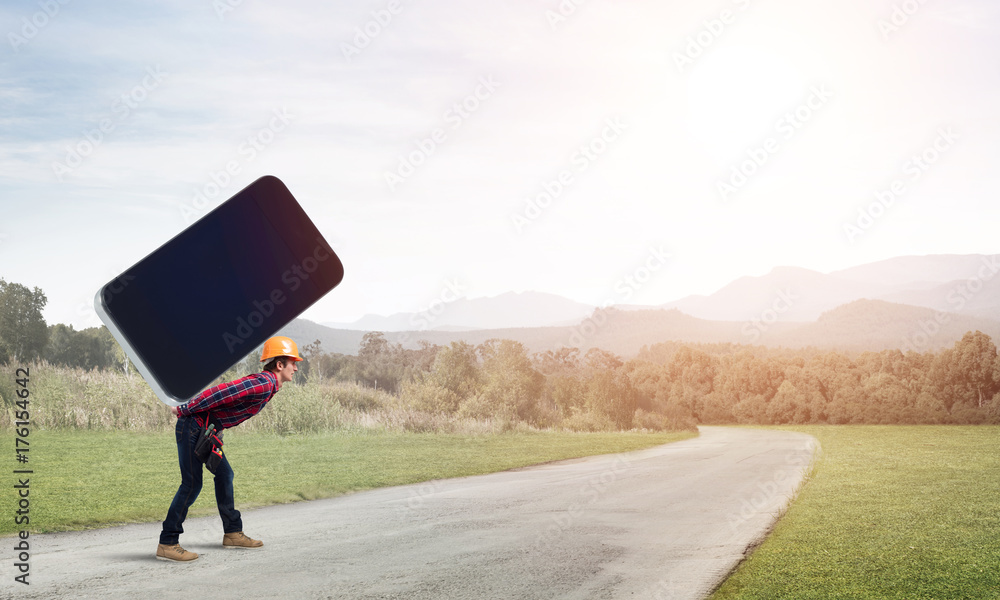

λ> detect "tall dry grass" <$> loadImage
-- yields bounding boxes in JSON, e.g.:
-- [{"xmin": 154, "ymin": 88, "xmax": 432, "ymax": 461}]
[
  {"xmin": 0, "ymin": 362, "xmax": 171, "ymax": 431},
  {"xmin": 0, "ymin": 362, "xmax": 522, "ymax": 435}
]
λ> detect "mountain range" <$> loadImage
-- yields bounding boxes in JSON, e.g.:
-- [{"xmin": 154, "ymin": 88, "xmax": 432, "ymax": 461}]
[
  {"xmin": 661, "ymin": 254, "xmax": 1000, "ymax": 322},
  {"xmin": 282, "ymin": 254, "xmax": 1000, "ymax": 356}
]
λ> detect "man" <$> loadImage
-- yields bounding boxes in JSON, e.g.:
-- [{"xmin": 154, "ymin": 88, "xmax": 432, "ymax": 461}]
[{"xmin": 156, "ymin": 335, "xmax": 302, "ymax": 562}]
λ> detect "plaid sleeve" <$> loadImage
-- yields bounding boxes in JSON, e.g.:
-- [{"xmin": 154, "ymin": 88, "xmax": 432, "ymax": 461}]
[{"xmin": 178, "ymin": 374, "xmax": 268, "ymax": 417}]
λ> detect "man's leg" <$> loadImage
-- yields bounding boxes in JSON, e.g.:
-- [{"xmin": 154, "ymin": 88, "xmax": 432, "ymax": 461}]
[
  {"xmin": 213, "ymin": 452, "xmax": 243, "ymax": 535},
  {"xmin": 215, "ymin": 453, "xmax": 263, "ymax": 548},
  {"xmin": 159, "ymin": 417, "xmax": 204, "ymax": 546}
]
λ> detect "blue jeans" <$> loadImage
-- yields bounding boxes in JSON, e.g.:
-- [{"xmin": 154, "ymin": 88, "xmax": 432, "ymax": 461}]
[{"xmin": 159, "ymin": 416, "xmax": 242, "ymax": 545}]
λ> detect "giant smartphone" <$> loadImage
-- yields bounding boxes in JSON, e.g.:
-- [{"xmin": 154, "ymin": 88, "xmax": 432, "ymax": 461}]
[{"xmin": 94, "ymin": 175, "xmax": 344, "ymax": 406}]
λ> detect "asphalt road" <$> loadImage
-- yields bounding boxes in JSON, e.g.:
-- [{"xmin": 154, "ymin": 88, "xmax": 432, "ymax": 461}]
[{"xmin": 3, "ymin": 427, "xmax": 817, "ymax": 600}]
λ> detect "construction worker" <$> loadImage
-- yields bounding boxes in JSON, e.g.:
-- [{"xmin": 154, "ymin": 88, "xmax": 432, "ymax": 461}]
[{"xmin": 156, "ymin": 336, "xmax": 302, "ymax": 562}]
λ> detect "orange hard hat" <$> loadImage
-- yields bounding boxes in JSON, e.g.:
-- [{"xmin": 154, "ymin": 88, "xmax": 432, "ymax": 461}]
[{"xmin": 260, "ymin": 336, "xmax": 303, "ymax": 362}]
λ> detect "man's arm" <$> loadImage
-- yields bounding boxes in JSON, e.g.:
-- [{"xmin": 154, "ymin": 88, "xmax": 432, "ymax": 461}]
[
  {"xmin": 176, "ymin": 374, "xmax": 275, "ymax": 418},
  {"xmin": 177, "ymin": 377, "xmax": 250, "ymax": 417}
]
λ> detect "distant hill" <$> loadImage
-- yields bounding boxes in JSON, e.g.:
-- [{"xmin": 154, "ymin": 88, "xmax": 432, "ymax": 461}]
[
  {"xmin": 662, "ymin": 254, "xmax": 1000, "ymax": 322},
  {"xmin": 829, "ymin": 254, "xmax": 999, "ymax": 286},
  {"xmin": 282, "ymin": 299, "xmax": 1000, "ymax": 358},
  {"xmin": 774, "ymin": 299, "xmax": 1000, "ymax": 352},
  {"xmin": 876, "ymin": 275, "xmax": 1000, "ymax": 319},
  {"xmin": 322, "ymin": 291, "xmax": 594, "ymax": 331},
  {"xmin": 275, "ymin": 319, "xmax": 368, "ymax": 355},
  {"xmin": 286, "ymin": 254, "xmax": 1000, "ymax": 356},
  {"xmin": 316, "ymin": 254, "xmax": 1000, "ymax": 333},
  {"xmin": 281, "ymin": 309, "xmax": 736, "ymax": 357},
  {"xmin": 660, "ymin": 266, "xmax": 898, "ymax": 322}
]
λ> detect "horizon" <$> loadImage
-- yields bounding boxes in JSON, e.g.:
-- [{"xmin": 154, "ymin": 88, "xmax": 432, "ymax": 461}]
[
  {"xmin": 2, "ymin": 1, "xmax": 998, "ymax": 330},
  {"xmin": 18, "ymin": 250, "xmax": 995, "ymax": 330},
  {"xmin": 322, "ymin": 251, "xmax": 1000, "ymax": 328}
]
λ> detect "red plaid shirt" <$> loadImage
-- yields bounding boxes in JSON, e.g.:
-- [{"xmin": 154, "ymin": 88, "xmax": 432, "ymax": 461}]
[{"xmin": 177, "ymin": 371, "xmax": 280, "ymax": 430}]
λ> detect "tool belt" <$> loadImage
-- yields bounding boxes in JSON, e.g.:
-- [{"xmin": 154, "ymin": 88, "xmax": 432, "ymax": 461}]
[{"xmin": 193, "ymin": 414, "xmax": 224, "ymax": 474}]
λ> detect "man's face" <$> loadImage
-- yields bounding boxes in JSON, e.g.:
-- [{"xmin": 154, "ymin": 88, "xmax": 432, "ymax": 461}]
[{"xmin": 276, "ymin": 358, "xmax": 298, "ymax": 384}]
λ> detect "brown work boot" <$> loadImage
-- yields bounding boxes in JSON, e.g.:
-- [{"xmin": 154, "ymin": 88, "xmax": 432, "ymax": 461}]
[
  {"xmin": 156, "ymin": 543, "xmax": 199, "ymax": 562},
  {"xmin": 223, "ymin": 531, "xmax": 263, "ymax": 548}
]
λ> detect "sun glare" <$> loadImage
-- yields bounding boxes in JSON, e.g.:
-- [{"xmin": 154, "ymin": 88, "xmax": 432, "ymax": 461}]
[{"xmin": 685, "ymin": 45, "xmax": 805, "ymax": 160}]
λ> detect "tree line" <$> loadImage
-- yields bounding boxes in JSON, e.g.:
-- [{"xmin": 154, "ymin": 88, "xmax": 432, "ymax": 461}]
[
  {"xmin": 4, "ymin": 277, "xmax": 1000, "ymax": 429},
  {"xmin": 318, "ymin": 330, "xmax": 1000, "ymax": 428},
  {"xmin": 0, "ymin": 279, "xmax": 132, "ymax": 373}
]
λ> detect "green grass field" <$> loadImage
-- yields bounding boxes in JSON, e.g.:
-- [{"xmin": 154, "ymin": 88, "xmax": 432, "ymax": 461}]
[
  {"xmin": 6, "ymin": 424, "xmax": 997, "ymax": 598},
  {"xmin": 712, "ymin": 426, "xmax": 1000, "ymax": 600},
  {"xmin": 0, "ymin": 428, "xmax": 694, "ymax": 535}
]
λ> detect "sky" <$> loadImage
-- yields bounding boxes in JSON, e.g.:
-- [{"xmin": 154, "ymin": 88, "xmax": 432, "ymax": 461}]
[{"xmin": 1, "ymin": 0, "xmax": 998, "ymax": 330}]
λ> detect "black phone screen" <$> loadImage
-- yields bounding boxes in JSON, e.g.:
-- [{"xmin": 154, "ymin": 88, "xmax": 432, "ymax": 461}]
[{"xmin": 95, "ymin": 175, "xmax": 344, "ymax": 404}]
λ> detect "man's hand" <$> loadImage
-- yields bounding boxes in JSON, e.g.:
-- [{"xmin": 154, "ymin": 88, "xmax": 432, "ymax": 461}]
[{"xmin": 170, "ymin": 406, "xmax": 179, "ymax": 418}]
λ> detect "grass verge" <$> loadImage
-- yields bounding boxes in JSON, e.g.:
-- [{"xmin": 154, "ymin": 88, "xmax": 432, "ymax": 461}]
[
  {"xmin": 712, "ymin": 425, "xmax": 1000, "ymax": 600},
  {"xmin": 0, "ymin": 428, "xmax": 695, "ymax": 536}
]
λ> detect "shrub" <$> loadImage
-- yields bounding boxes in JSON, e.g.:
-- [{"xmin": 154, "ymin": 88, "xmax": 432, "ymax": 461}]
[
  {"xmin": 560, "ymin": 409, "xmax": 616, "ymax": 432},
  {"xmin": 633, "ymin": 407, "xmax": 697, "ymax": 432},
  {"xmin": 457, "ymin": 393, "xmax": 517, "ymax": 430},
  {"xmin": 401, "ymin": 378, "xmax": 461, "ymax": 414},
  {"xmin": 239, "ymin": 382, "xmax": 344, "ymax": 434},
  {"xmin": 584, "ymin": 371, "xmax": 637, "ymax": 429}
]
